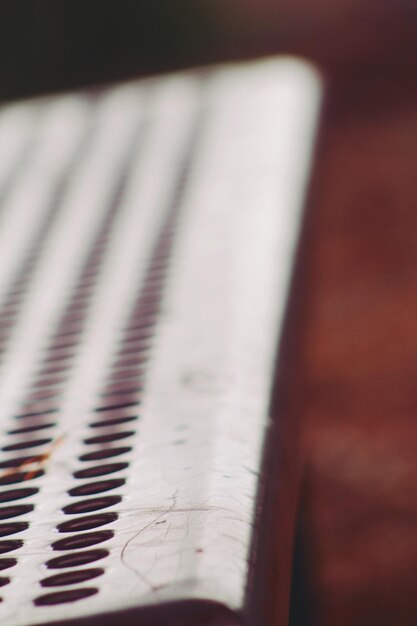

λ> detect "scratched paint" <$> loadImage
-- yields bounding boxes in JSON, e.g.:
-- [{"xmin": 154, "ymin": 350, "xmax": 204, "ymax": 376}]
[{"xmin": 0, "ymin": 58, "xmax": 320, "ymax": 625}]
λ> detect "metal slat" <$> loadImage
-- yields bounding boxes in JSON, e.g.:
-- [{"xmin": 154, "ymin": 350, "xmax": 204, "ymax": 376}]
[{"xmin": 0, "ymin": 58, "xmax": 321, "ymax": 626}]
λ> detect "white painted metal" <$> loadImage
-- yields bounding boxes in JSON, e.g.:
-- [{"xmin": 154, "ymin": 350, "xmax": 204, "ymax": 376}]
[{"xmin": 0, "ymin": 57, "xmax": 321, "ymax": 625}]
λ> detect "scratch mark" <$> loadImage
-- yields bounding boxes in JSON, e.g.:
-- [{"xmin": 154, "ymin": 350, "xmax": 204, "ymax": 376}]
[
  {"xmin": 164, "ymin": 521, "xmax": 173, "ymax": 541},
  {"xmin": 175, "ymin": 510, "xmax": 191, "ymax": 579},
  {"xmin": 120, "ymin": 489, "xmax": 178, "ymax": 593}
]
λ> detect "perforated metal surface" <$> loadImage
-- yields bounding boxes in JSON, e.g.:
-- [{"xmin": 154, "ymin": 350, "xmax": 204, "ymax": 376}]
[{"xmin": 0, "ymin": 58, "xmax": 320, "ymax": 625}]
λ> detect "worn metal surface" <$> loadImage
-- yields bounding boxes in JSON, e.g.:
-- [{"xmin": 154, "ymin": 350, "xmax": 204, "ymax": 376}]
[{"xmin": 0, "ymin": 58, "xmax": 320, "ymax": 625}]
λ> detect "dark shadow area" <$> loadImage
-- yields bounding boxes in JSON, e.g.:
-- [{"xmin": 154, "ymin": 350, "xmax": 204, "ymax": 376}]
[
  {"xmin": 0, "ymin": 1, "xmax": 218, "ymax": 100},
  {"xmin": 1, "ymin": 0, "xmax": 417, "ymax": 101}
]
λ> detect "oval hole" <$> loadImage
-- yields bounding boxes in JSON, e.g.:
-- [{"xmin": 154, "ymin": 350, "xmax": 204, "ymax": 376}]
[
  {"xmin": 58, "ymin": 311, "xmax": 85, "ymax": 326},
  {"xmin": 34, "ymin": 587, "xmax": 98, "ymax": 606},
  {"xmin": 41, "ymin": 568, "xmax": 104, "ymax": 587},
  {"xmin": 0, "ymin": 523, "xmax": 29, "ymax": 536},
  {"xmin": 52, "ymin": 530, "xmax": 114, "ymax": 551},
  {"xmin": 0, "ymin": 577, "xmax": 10, "ymax": 588},
  {"xmin": 7, "ymin": 423, "xmax": 56, "ymax": 435},
  {"xmin": 126, "ymin": 305, "xmax": 160, "ymax": 322},
  {"xmin": 15, "ymin": 404, "xmax": 57, "ymax": 418},
  {"xmin": 42, "ymin": 351, "xmax": 75, "ymax": 365},
  {"xmin": 113, "ymin": 357, "xmax": 149, "ymax": 370},
  {"xmin": 38, "ymin": 364, "xmax": 71, "ymax": 377},
  {"xmin": 0, "ymin": 505, "xmax": 34, "ymax": 520},
  {"xmin": 122, "ymin": 329, "xmax": 155, "ymax": 344},
  {"xmin": 0, "ymin": 488, "xmax": 38, "ymax": 503},
  {"xmin": 32, "ymin": 376, "xmax": 66, "ymax": 389},
  {"xmin": 0, "ymin": 456, "xmax": 42, "ymax": 470},
  {"xmin": 57, "ymin": 513, "xmax": 118, "ymax": 533},
  {"xmin": 2, "ymin": 438, "xmax": 52, "ymax": 452},
  {"xmin": 52, "ymin": 324, "xmax": 83, "ymax": 339},
  {"xmin": 89, "ymin": 416, "xmax": 138, "ymax": 429},
  {"xmin": 79, "ymin": 447, "xmax": 131, "ymax": 462},
  {"xmin": 73, "ymin": 464, "xmax": 128, "ymax": 479},
  {"xmin": 100, "ymin": 385, "xmax": 142, "ymax": 398},
  {"xmin": 49, "ymin": 339, "xmax": 81, "ymax": 351},
  {"xmin": 0, "ymin": 540, "xmax": 23, "ymax": 554},
  {"xmin": 123, "ymin": 319, "xmax": 156, "ymax": 334},
  {"xmin": 46, "ymin": 549, "xmax": 108, "ymax": 569},
  {"xmin": 24, "ymin": 389, "xmax": 60, "ymax": 402},
  {"xmin": 62, "ymin": 496, "xmax": 121, "ymax": 515},
  {"xmin": 108, "ymin": 368, "xmax": 145, "ymax": 382},
  {"xmin": 0, "ymin": 471, "xmax": 43, "ymax": 486},
  {"xmin": 94, "ymin": 402, "xmax": 140, "ymax": 414},
  {"xmin": 116, "ymin": 345, "xmax": 150, "ymax": 358},
  {"xmin": 0, "ymin": 558, "xmax": 17, "ymax": 571},
  {"xmin": 68, "ymin": 479, "xmax": 125, "ymax": 497},
  {"xmin": 84, "ymin": 432, "xmax": 135, "ymax": 445}
]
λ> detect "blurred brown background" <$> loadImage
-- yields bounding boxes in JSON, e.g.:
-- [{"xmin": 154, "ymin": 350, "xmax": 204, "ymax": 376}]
[{"xmin": 1, "ymin": 2, "xmax": 417, "ymax": 625}]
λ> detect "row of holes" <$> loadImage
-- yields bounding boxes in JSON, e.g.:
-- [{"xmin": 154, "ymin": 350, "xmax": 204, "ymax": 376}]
[
  {"xmin": 0, "ymin": 108, "xmax": 147, "ymax": 606},
  {"xmin": 0, "ymin": 98, "xmax": 202, "ymax": 609},
  {"xmin": 35, "ymin": 220, "xmax": 177, "ymax": 605},
  {"xmin": 0, "ymin": 108, "xmax": 96, "ymax": 364},
  {"xmin": 33, "ymin": 114, "xmax": 201, "ymax": 604},
  {"xmin": 0, "ymin": 107, "xmax": 98, "ymax": 601},
  {"xmin": 34, "ymin": 107, "xmax": 203, "ymax": 607},
  {"xmin": 31, "ymin": 114, "xmax": 152, "ymax": 606}
]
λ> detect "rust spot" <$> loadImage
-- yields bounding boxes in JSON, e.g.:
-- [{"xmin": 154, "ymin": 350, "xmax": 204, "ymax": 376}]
[{"xmin": 0, "ymin": 435, "xmax": 65, "ymax": 482}]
